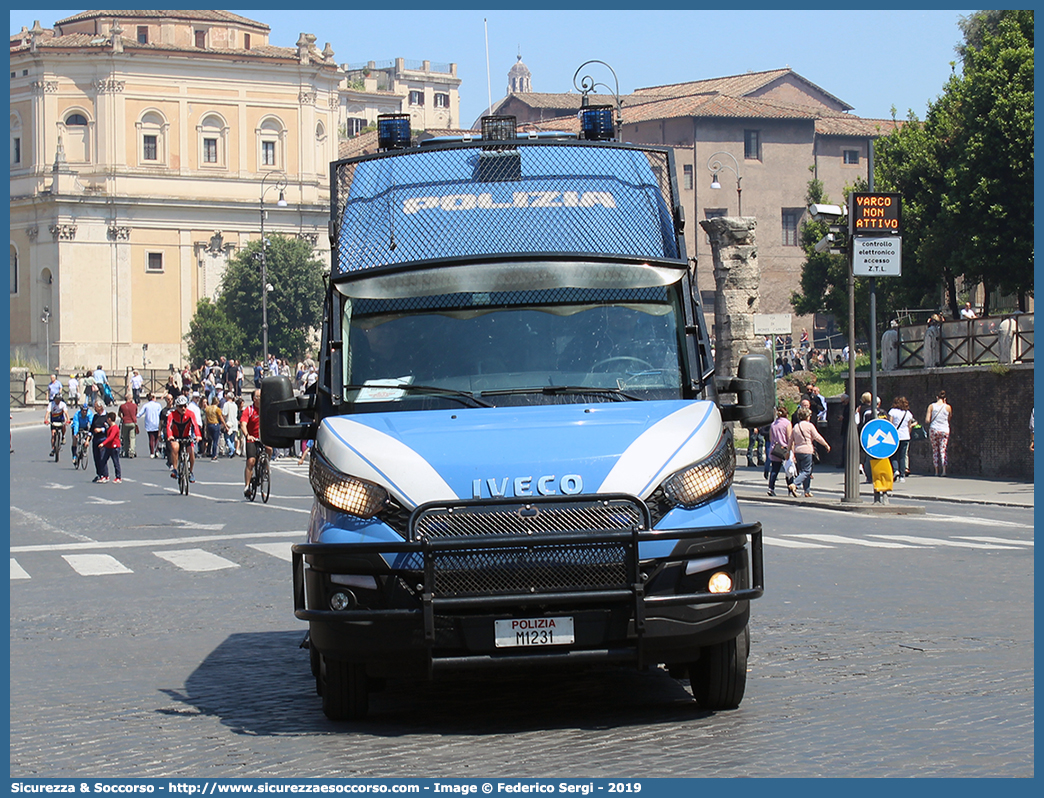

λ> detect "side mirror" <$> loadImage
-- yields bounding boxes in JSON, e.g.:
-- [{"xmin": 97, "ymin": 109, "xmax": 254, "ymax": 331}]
[
  {"xmin": 260, "ymin": 376, "xmax": 316, "ymax": 448},
  {"xmin": 716, "ymin": 353, "xmax": 775, "ymax": 428}
]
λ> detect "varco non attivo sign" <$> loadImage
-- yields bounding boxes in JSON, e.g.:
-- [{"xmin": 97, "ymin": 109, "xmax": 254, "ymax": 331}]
[{"xmin": 849, "ymin": 192, "xmax": 902, "ymax": 234}]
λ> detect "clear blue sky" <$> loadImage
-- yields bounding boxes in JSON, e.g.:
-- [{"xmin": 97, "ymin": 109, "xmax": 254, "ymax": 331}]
[{"xmin": 12, "ymin": 9, "xmax": 973, "ymax": 127}]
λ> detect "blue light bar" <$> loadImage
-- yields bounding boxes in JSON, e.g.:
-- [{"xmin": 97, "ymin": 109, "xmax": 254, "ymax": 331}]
[
  {"xmin": 377, "ymin": 114, "xmax": 411, "ymax": 150},
  {"xmin": 580, "ymin": 105, "xmax": 615, "ymax": 141}
]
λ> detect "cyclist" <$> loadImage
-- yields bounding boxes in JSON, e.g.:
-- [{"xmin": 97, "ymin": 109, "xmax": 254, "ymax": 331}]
[
  {"xmin": 44, "ymin": 394, "xmax": 70, "ymax": 457},
  {"xmin": 166, "ymin": 394, "xmax": 200, "ymax": 484},
  {"xmin": 240, "ymin": 388, "xmax": 269, "ymax": 498},
  {"xmin": 70, "ymin": 403, "xmax": 94, "ymax": 462}
]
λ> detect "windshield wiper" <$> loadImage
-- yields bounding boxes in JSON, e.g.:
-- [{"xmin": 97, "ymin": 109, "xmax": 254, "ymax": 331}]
[
  {"xmin": 480, "ymin": 385, "xmax": 642, "ymax": 402},
  {"xmin": 345, "ymin": 384, "xmax": 494, "ymax": 408}
]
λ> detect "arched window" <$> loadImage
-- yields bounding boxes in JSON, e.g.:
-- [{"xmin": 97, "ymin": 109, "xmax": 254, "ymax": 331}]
[
  {"xmin": 257, "ymin": 116, "xmax": 285, "ymax": 170},
  {"xmin": 136, "ymin": 110, "xmax": 168, "ymax": 165},
  {"xmin": 62, "ymin": 110, "xmax": 92, "ymax": 162},
  {"xmin": 197, "ymin": 113, "xmax": 227, "ymax": 169}
]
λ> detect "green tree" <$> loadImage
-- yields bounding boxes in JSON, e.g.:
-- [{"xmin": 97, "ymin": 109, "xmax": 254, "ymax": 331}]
[
  {"xmin": 185, "ymin": 298, "xmax": 244, "ymax": 364},
  {"xmin": 875, "ymin": 9, "xmax": 1033, "ymax": 316},
  {"xmin": 217, "ymin": 234, "xmax": 326, "ymax": 362}
]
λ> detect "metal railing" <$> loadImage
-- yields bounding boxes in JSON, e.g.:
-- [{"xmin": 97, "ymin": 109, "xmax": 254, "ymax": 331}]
[
  {"xmin": 893, "ymin": 313, "xmax": 1033, "ymax": 369},
  {"xmin": 10, "ymin": 369, "xmax": 261, "ymax": 408}
]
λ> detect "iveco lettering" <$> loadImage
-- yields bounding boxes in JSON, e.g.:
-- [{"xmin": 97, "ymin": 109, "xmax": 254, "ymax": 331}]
[{"xmin": 260, "ymin": 108, "xmax": 775, "ymax": 720}]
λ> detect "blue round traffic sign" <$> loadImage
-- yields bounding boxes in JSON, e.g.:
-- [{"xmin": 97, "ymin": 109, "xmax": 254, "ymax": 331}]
[{"xmin": 860, "ymin": 417, "xmax": 900, "ymax": 459}]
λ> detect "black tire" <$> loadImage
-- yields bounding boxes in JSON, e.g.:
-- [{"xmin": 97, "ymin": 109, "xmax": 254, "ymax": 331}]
[
  {"xmin": 321, "ymin": 657, "xmax": 368, "ymax": 721},
  {"xmin": 260, "ymin": 460, "xmax": 270, "ymax": 503},
  {"xmin": 309, "ymin": 640, "xmax": 322, "ymax": 695},
  {"xmin": 688, "ymin": 625, "xmax": 749, "ymax": 710},
  {"xmin": 246, "ymin": 476, "xmax": 257, "ymax": 502},
  {"xmin": 53, "ymin": 435, "xmax": 61, "ymax": 463},
  {"xmin": 179, "ymin": 452, "xmax": 189, "ymax": 495}
]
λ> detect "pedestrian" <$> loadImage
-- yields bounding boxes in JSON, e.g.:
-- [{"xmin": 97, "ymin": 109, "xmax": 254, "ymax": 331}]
[
  {"xmin": 887, "ymin": 396, "xmax": 914, "ymax": 482},
  {"xmin": 159, "ymin": 394, "xmax": 174, "ymax": 466},
  {"xmin": 89, "ymin": 400, "xmax": 110, "ymax": 482},
  {"xmin": 960, "ymin": 301, "xmax": 977, "ymax": 320},
  {"xmin": 67, "ymin": 373, "xmax": 79, "ymax": 407},
  {"xmin": 130, "ymin": 369, "xmax": 144, "ymax": 404},
  {"xmin": 926, "ymin": 389, "xmax": 952, "ymax": 476},
  {"xmin": 204, "ymin": 395, "xmax": 224, "ymax": 461},
  {"xmin": 137, "ymin": 392, "xmax": 163, "ymax": 457},
  {"xmin": 222, "ymin": 391, "xmax": 239, "ymax": 458},
  {"xmin": 766, "ymin": 405, "xmax": 795, "ymax": 497},
  {"xmin": 746, "ymin": 424, "xmax": 765, "ymax": 468},
  {"xmin": 118, "ymin": 394, "xmax": 138, "ymax": 458},
  {"xmin": 47, "ymin": 372, "xmax": 63, "ymax": 402},
  {"xmin": 789, "ymin": 406, "xmax": 830, "ymax": 498},
  {"xmin": 99, "ymin": 411, "xmax": 122, "ymax": 483},
  {"xmin": 187, "ymin": 391, "xmax": 204, "ymax": 456}
]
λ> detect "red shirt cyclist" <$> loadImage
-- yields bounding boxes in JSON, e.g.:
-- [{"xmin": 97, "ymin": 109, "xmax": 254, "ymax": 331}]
[{"xmin": 166, "ymin": 394, "xmax": 201, "ymax": 483}]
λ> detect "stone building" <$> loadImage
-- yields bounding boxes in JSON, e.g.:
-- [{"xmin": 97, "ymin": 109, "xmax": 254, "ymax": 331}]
[
  {"xmin": 10, "ymin": 10, "xmax": 342, "ymax": 371},
  {"xmin": 483, "ymin": 67, "xmax": 898, "ymax": 344},
  {"xmin": 340, "ymin": 58, "xmax": 461, "ymax": 136}
]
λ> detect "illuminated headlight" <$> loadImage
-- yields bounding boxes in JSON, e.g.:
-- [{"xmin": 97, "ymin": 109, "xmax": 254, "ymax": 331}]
[
  {"xmin": 661, "ymin": 434, "xmax": 736, "ymax": 508},
  {"xmin": 309, "ymin": 449, "xmax": 389, "ymax": 518}
]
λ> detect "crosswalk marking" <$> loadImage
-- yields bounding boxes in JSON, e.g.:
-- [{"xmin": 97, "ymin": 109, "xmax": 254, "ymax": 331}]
[
  {"xmin": 63, "ymin": 553, "xmax": 133, "ymax": 576},
  {"xmin": 785, "ymin": 533, "xmax": 919, "ymax": 549},
  {"xmin": 868, "ymin": 534, "xmax": 1021, "ymax": 550},
  {"xmin": 154, "ymin": 548, "xmax": 239, "ymax": 572},
  {"xmin": 11, "ymin": 558, "xmax": 30, "ymax": 580},
  {"xmin": 956, "ymin": 536, "xmax": 1034, "ymax": 547},
  {"xmin": 248, "ymin": 542, "xmax": 294, "ymax": 561},
  {"xmin": 764, "ymin": 537, "xmax": 833, "ymax": 549}
]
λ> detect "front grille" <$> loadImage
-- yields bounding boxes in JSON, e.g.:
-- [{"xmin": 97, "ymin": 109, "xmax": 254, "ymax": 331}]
[
  {"xmin": 414, "ymin": 499, "xmax": 644, "ymax": 539},
  {"xmin": 413, "ymin": 498, "xmax": 645, "ymax": 599}
]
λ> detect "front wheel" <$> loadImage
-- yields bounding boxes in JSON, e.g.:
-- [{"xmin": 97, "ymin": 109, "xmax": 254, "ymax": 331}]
[
  {"xmin": 260, "ymin": 460, "xmax": 270, "ymax": 503},
  {"xmin": 321, "ymin": 657, "xmax": 368, "ymax": 721},
  {"xmin": 688, "ymin": 625, "xmax": 749, "ymax": 710}
]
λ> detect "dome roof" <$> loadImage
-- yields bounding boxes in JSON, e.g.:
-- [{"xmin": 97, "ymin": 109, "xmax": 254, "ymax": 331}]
[{"xmin": 508, "ymin": 54, "xmax": 530, "ymax": 78}]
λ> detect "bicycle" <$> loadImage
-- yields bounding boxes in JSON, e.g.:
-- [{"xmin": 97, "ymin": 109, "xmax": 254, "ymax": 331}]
[
  {"xmin": 50, "ymin": 424, "xmax": 65, "ymax": 463},
  {"xmin": 246, "ymin": 446, "xmax": 271, "ymax": 503},
  {"xmin": 73, "ymin": 430, "xmax": 91, "ymax": 471},
  {"xmin": 175, "ymin": 436, "xmax": 194, "ymax": 495}
]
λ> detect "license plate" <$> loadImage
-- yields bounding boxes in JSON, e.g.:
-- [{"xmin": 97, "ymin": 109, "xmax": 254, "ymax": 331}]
[{"xmin": 494, "ymin": 616, "xmax": 574, "ymax": 648}]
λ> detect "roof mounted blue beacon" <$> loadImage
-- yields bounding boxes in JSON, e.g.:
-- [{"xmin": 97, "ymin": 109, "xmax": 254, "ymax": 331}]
[
  {"xmin": 377, "ymin": 114, "xmax": 411, "ymax": 151},
  {"xmin": 580, "ymin": 105, "xmax": 615, "ymax": 141}
]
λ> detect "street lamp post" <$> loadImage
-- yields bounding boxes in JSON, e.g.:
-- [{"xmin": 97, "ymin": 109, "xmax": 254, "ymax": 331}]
[
  {"xmin": 707, "ymin": 150, "xmax": 742, "ymax": 216},
  {"xmin": 259, "ymin": 172, "xmax": 288, "ymax": 366},
  {"xmin": 41, "ymin": 306, "xmax": 51, "ymax": 373}
]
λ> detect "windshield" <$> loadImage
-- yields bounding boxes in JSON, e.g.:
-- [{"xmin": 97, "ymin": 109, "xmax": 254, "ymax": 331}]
[{"xmin": 342, "ymin": 286, "xmax": 685, "ymax": 409}]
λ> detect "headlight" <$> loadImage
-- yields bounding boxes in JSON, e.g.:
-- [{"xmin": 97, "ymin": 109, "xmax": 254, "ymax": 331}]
[
  {"xmin": 309, "ymin": 448, "xmax": 389, "ymax": 518},
  {"xmin": 661, "ymin": 433, "xmax": 735, "ymax": 507}
]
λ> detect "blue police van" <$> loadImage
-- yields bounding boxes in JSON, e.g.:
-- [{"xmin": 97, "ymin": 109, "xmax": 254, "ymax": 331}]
[{"xmin": 261, "ymin": 111, "xmax": 775, "ymax": 720}]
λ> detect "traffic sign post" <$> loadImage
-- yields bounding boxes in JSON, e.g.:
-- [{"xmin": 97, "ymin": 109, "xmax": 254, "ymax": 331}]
[{"xmin": 860, "ymin": 418, "xmax": 898, "ymax": 501}]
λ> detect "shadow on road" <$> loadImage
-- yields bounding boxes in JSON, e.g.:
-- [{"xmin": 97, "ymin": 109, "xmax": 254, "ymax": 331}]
[{"xmin": 161, "ymin": 631, "xmax": 713, "ymax": 736}]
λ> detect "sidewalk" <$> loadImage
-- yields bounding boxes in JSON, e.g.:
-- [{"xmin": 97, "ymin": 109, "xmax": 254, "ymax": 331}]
[{"xmin": 733, "ymin": 461, "xmax": 1033, "ymax": 509}]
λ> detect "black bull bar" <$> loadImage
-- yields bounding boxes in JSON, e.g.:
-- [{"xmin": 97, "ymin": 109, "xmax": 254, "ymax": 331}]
[{"xmin": 292, "ymin": 522, "xmax": 762, "ymax": 667}]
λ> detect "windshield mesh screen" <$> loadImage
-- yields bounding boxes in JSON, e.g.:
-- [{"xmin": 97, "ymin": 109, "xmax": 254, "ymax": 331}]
[{"xmin": 332, "ymin": 142, "xmax": 680, "ymax": 275}]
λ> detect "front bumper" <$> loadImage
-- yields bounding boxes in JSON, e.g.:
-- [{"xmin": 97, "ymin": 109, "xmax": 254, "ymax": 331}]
[{"xmin": 293, "ymin": 495, "xmax": 762, "ymax": 676}]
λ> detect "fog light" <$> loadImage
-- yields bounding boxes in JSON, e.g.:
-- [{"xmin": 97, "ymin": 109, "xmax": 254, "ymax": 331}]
[
  {"xmin": 329, "ymin": 591, "xmax": 355, "ymax": 611},
  {"xmin": 707, "ymin": 571, "xmax": 733, "ymax": 594}
]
